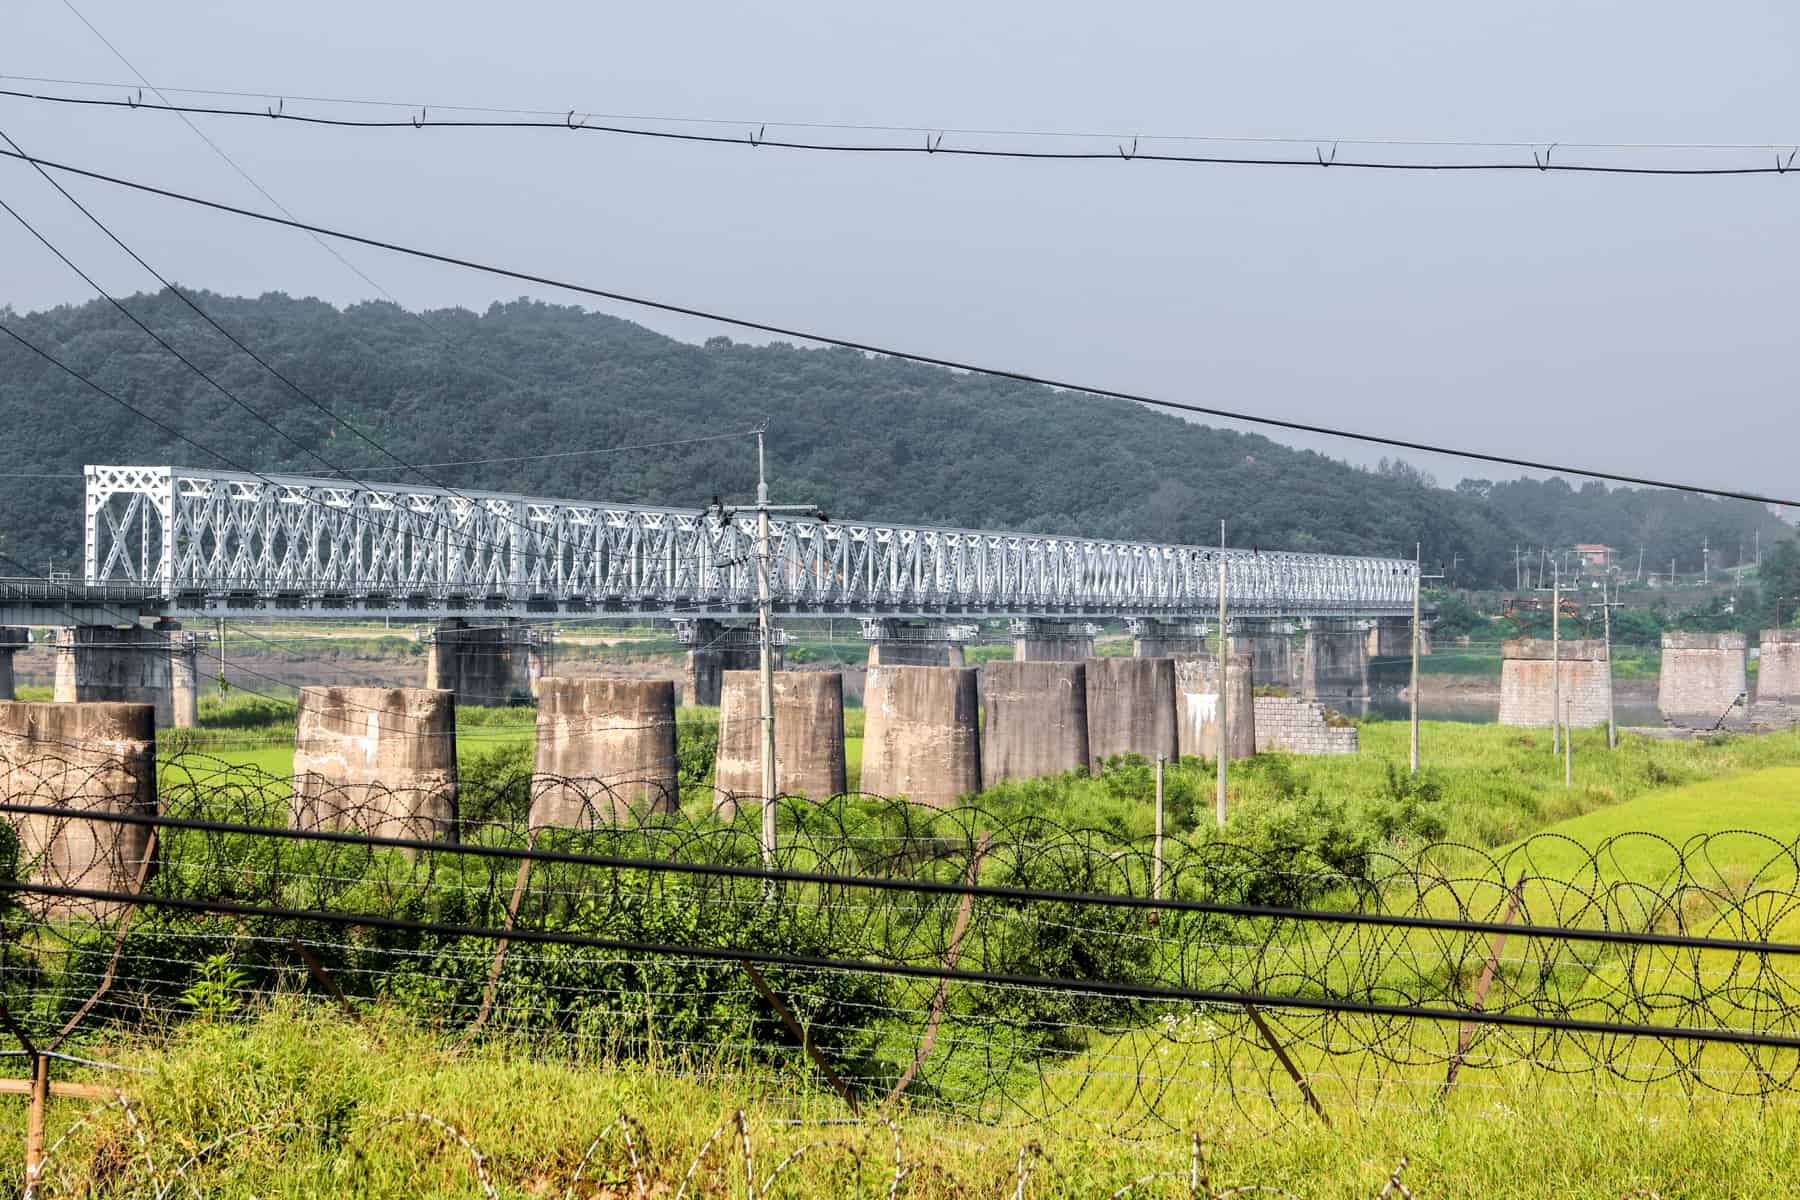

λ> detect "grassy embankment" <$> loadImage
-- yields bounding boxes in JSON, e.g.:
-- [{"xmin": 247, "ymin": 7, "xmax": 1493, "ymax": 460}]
[{"xmin": 8, "ymin": 999, "xmax": 1800, "ymax": 1198}]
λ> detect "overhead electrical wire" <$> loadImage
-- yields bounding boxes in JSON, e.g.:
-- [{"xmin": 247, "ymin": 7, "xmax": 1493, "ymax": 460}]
[
  {"xmin": 50, "ymin": 0, "xmax": 453, "ymax": 344},
  {"xmin": 1, "ymin": 143, "xmax": 1793, "ymax": 509},
  {"xmin": 5, "ymin": 75, "xmax": 1800, "ymax": 172}
]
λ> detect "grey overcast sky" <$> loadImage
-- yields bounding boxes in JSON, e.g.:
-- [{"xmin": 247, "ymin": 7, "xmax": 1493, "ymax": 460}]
[{"xmin": 3, "ymin": 2, "xmax": 1797, "ymax": 504}]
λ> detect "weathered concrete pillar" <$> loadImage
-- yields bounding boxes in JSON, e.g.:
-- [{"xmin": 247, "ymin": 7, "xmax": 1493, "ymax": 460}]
[
  {"xmin": 1365, "ymin": 616, "xmax": 1417, "ymax": 696},
  {"xmin": 1230, "ymin": 619, "xmax": 1296, "ymax": 689},
  {"xmin": 1129, "ymin": 619, "xmax": 1211, "ymax": 659},
  {"xmin": 53, "ymin": 622, "xmax": 197, "ymax": 728},
  {"xmin": 1301, "ymin": 618, "xmax": 1370, "ymax": 709},
  {"xmin": 1753, "ymin": 629, "xmax": 1800, "ymax": 730},
  {"xmin": 715, "ymin": 670, "xmax": 847, "ymax": 815},
  {"xmin": 0, "ymin": 628, "xmax": 25, "ymax": 700},
  {"xmin": 1658, "ymin": 632, "xmax": 1749, "ymax": 729},
  {"xmin": 290, "ymin": 686, "xmax": 458, "ymax": 842},
  {"xmin": 426, "ymin": 618, "xmax": 531, "ymax": 707},
  {"xmin": 1084, "ymin": 657, "xmax": 1179, "ymax": 771},
  {"xmin": 0, "ymin": 700, "xmax": 156, "ymax": 918},
  {"xmin": 862, "ymin": 619, "xmax": 969, "ymax": 668},
  {"xmin": 1498, "ymin": 638, "xmax": 1612, "ymax": 728},
  {"xmin": 530, "ymin": 677, "xmax": 679, "ymax": 825},
  {"xmin": 979, "ymin": 660, "xmax": 1088, "ymax": 786},
  {"xmin": 1011, "ymin": 619, "xmax": 1095, "ymax": 662},
  {"xmin": 862, "ymin": 666, "xmax": 981, "ymax": 806},
  {"xmin": 1174, "ymin": 653, "xmax": 1256, "ymax": 761},
  {"xmin": 676, "ymin": 619, "xmax": 766, "ymax": 706}
]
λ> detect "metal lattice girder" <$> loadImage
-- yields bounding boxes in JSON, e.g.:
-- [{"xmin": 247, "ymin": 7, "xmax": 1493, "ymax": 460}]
[{"xmin": 82, "ymin": 466, "xmax": 1417, "ymax": 620}]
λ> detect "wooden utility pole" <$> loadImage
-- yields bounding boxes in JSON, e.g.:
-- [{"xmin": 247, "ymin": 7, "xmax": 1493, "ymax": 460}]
[
  {"xmin": 1409, "ymin": 549, "xmax": 1444, "ymax": 775},
  {"xmin": 1551, "ymin": 560, "xmax": 1562, "ymax": 756},
  {"xmin": 1153, "ymin": 755, "xmax": 1166, "ymax": 916}
]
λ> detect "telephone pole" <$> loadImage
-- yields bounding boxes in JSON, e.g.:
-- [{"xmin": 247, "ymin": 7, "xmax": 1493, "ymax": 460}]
[
  {"xmin": 1215, "ymin": 521, "xmax": 1229, "ymax": 827},
  {"xmin": 1410, "ymin": 547, "xmax": 1444, "ymax": 775},
  {"xmin": 710, "ymin": 428, "xmax": 825, "ymax": 868}
]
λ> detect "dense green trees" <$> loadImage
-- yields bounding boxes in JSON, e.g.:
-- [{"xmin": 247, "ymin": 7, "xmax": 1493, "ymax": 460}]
[{"xmin": 0, "ymin": 291, "xmax": 1789, "ymax": 587}]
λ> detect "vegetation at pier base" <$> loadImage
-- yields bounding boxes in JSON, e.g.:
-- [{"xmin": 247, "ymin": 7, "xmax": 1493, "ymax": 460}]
[
  {"xmin": 1, "ymin": 292, "xmax": 1792, "ymax": 588},
  {"xmin": 5, "ymin": 1007, "xmax": 1800, "ymax": 1199}
]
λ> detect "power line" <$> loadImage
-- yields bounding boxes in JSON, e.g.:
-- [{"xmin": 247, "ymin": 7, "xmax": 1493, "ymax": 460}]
[
  {"xmin": 6, "ymin": 74, "xmax": 1800, "ymax": 163},
  {"xmin": 52, "ymin": 1, "xmax": 451, "ymax": 344},
  {"xmin": 3, "ymin": 142, "xmax": 1795, "ymax": 509}
]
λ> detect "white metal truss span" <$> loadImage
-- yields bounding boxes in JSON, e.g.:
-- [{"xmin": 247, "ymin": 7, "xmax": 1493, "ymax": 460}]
[{"xmin": 82, "ymin": 466, "xmax": 1416, "ymax": 620}]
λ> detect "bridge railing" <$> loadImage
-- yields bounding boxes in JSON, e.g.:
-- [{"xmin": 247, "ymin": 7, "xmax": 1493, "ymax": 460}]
[{"xmin": 81, "ymin": 465, "xmax": 1416, "ymax": 619}]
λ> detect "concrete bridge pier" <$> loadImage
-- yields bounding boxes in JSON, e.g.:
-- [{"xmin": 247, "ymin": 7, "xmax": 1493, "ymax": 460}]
[
  {"xmin": 53, "ymin": 620, "xmax": 198, "ymax": 728},
  {"xmin": 1658, "ymin": 632, "xmax": 1749, "ymax": 729},
  {"xmin": 1011, "ymin": 619, "xmax": 1095, "ymax": 662},
  {"xmin": 1300, "ymin": 618, "xmax": 1370, "ymax": 710},
  {"xmin": 714, "ymin": 670, "xmax": 847, "ymax": 815},
  {"xmin": 0, "ymin": 628, "xmax": 25, "ymax": 700},
  {"xmin": 1365, "ymin": 616, "xmax": 1419, "ymax": 696},
  {"xmin": 1229, "ymin": 619, "xmax": 1297, "ymax": 689},
  {"xmin": 1498, "ymin": 638, "xmax": 1612, "ymax": 729},
  {"xmin": 1129, "ymin": 619, "xmax": 1211, "ymax": 658},
  {"xmin": 862, "ymin": 665, "xmax": 981, "ymax": 806},
  {"xmin": 290, "ymin": 686, "xmax": 459, "ymax": 842},
  {"xmin": 1174, "ymin": 653, "xmax": 1256, "ymax": 762},
  {"xmin": 979, "ymin": 660, "xmax": 1089, "ymax": 786},
  {"xmin": 0, "ymin": 699, "xmax": 158, "ymax": 918},
  {"xmin": 676, "ymin": 619, "xmax": 768, "ymax": 706},
  {"xmin": 861, "ymin": 618, "xmax": 974, "ymax": 667},
  {"xmin": 1084, "ymin": 657, "xmax": 1179, "ymax": 771},
  {"xmin": 426, "ymin": 618, "xmax": 534, "ymax": 707},
  {"xmin": 530, "ymin": 677, "xmax": 680, "ymax": 825},
  {"xmin": 1753, "ymin": 629, "xmax": 1800, "ymax": 730}
]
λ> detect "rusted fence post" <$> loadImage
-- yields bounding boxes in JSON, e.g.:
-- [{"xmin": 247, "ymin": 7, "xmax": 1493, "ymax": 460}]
[
  {"xmin": 1440, "ymin": 876, "xmax": 1527, "ymax": 1100},
  {"xmin": 1243, "ymin": 1003, "xmax": 1329, "ymax": 1126}
]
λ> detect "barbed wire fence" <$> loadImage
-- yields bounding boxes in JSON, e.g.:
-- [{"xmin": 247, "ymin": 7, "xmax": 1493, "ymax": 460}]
[{"xmin": 4, "ymin": 748, "xmax": 1799, "ymax": 1193}]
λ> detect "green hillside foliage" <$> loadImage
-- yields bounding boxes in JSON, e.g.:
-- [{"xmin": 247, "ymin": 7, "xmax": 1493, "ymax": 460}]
[{"xmin": 0, "ymin": 291, "xmax": 1790, "ymax": 585}]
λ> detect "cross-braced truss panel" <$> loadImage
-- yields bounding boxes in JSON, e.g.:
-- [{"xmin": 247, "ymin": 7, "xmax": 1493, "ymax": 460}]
[{"xmin": 82, "ymin": 466, "xmax": 1415, "ymax": 618}]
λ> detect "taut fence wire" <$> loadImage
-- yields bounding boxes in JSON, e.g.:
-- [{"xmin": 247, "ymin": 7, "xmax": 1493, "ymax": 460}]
[{"xmin": 5, "ymin": 750, "xmax": 1800, "ymax": 1145}]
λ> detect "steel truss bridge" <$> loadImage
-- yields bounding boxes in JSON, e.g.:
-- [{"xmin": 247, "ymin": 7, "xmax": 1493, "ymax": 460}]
[{"xmin": 60, "ymin": 465, "xmax": 1415, "ymax": 624}]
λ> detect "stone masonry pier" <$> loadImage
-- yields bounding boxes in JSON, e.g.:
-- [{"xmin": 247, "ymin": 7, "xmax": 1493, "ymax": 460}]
[
  {"xmin": 290, "ymin": 686, "xmax": 459, "ymax": 842},
  {"xmin": 1754, "ymin": 629, "xmax": 1800, "ymax": 730},
  {"xmin": 1498, "ymin": 638, "xmax": 1612, "ymax": 729},
  {"xmin": 714, "ymin": 670, "xmax": 847, "ymax": 814},
  {"xmin": 1658, "ymin": 632, "xmax": 1748, "ymax": 729},
  {"xmin": 0, "ymin": 699, "xmax": 157, "ymax": 917},
  {"xmin": 1253, "ymin": 697, "xmax": 1359, "ymax": 754}
]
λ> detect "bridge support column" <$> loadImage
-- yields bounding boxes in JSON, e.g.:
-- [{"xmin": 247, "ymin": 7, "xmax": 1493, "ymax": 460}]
[
  {"xmin": 1658, "ymin": 632, "xmax": 1749, "ymax": 729},
  {"xmin": 290, "ymin": 686, "xmax": 459, "ymax": 842},
  {"xmin": 862, "ymin": 665, "xmax": 981, "ymax": 806},
  {"xmin": 1498, "ymin": 638, "xmax": 1612, "ymax": 728},
  {"xmin": 1174, "ymin": 652, "xmax": 1256, "ymax": 762},
  {"xmin": 979, "ymin": 661, "xmax": 1089, "ymax": 786},
  {"xmin": 715, "ymin": 670, "xmax": 847, "ymax": 815},
  {"xmin": 1365, "ymin": 616, "xmax": 1418, "ymax": 696},
  {"xmin": 1084, "ymin": 657, "xmax": 1179, "ymax": 771},
  {"xmin": 53, "ymin": 621, "xmax": 197, "ymax": 728},
  {"xmin": 1129, "ymin": 619, "xmax": 1210, "ymax": 658},
  {"xmin": 0, "ymin": 699, "xmax": 157, "ymax": 918},
  {"xmin": 0, "ymin": 628, "xmax": 25, "ymax": 700},
  {"xmin": 1300, "ymin": 618, "xmax": 1370, "ymax": 710},
  {"xmin": 1010, "ymin": 619, "xmax": 1095, "ymax": 662},
  {"xmin": 862, "ymin": 619, "xmax": 972, "ymax": 668},
  {"xmin": 426, "ymin": 618, "xmax": 533, "ymax": 707},
  {"xmin": 531, "ymin": 678, "xmax": 679, "ymax": 825},
  {"xmin": 676, "ymin": 619, "xmax": 770, "ymax": 706},
  {"xmin": 1753, "ymin": 629, "xmax": 1800, "ymax": 730},
  {"xmin": 1228, "ymin": 619, "xmax": 1296, "ymax": 689}
]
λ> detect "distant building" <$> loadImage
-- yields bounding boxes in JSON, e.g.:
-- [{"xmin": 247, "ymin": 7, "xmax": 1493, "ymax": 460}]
[{"xmin": 1573, "ymin": 544, "xmax": 1615, "ymax": 571}]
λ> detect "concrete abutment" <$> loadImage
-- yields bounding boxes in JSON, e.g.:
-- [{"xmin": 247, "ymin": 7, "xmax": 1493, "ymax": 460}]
[
  {"xmin": 862, "ymin": 665, "xmax": 981, "ymax": 807},
  {"xmin": 1174, "ymin": 652, "xmax": 1256, "ymax": 761},
  {"xmin": 1011, "ymin": 619, "xmax": 1095, "ymax": 663},
  {"xmin": 979, "ymin": 660, "xmax": 1089, "ymax": 786},
  {"xmin": 1084, "ymin": 657, "xmax": 1178, "ymax": 771},
  {"xmin": 52, "ymin": 621, "xmax": 197, "ymax": 728},
  {"xmin": 290, "ymin": 686, "xmax": 459, "ymax": 842},
  {"xmin": 714, "ymin": 670, "xmax": 847, "ymax": 814},
  {"xmin": 530, "ymin": 677, "xmax": 679, "ymax": 825}
]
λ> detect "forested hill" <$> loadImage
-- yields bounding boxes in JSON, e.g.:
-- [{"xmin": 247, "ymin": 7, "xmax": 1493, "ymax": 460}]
[{"xmin": 0, "ymin": 291, "xmax": 1788, "ymax": 587}]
